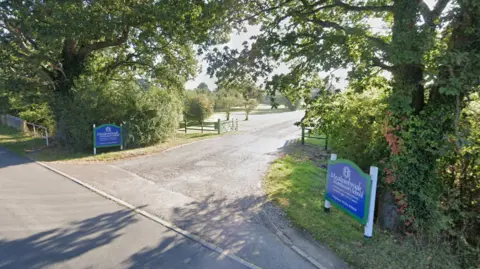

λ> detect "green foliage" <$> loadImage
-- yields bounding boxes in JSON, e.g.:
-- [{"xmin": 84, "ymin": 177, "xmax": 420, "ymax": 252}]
[
  {"xmin": 196, "ymin": 82, "xmax": 210, "ymax": 94},
  {"xmin": 17, "ymin": 103, "xmax": 56, "ymax": 134},
  {"xmin": 438, "ymin": 95, "xmax": 480, "ymax": 267},
  {"xmin": 215, "ymin": 88, "xmax": 242, "ymax": 120},
  {"xmin": 205, "ymin": 2, "xmax": 480, "ymax": 267},
  {"xmin": 265, "ymin": 154, "xmax": 460, "ymax": 269},
  {"xmin": 1, "ymin": 0, "xmax": 237, "ymax": 146},
  {"xmin": 58, "ymin": 77, "xmax": 182, "ymax": 150},
  {"xmin": 184, "ymin": 93, "xmax": 215, "ymax": 123},
  {"xmin": 308, "ymin": 88, "xmax": 389, "ymax": 170}
]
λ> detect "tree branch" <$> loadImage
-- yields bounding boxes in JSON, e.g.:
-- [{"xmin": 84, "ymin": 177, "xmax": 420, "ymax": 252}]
[
  {"xmin": 333, "ymin": 0, "xmax": 394, "ymax": 12},
  {"xmin": 432, "ymin": 0, "xmax": 450, "ymax": 21},
  {"xmin": 103, "ymin": 53, "xmax": 139, "ymax": 75},
  {"xmin": 372, "ymin": 57, "xmax": 394, "ymax": 72},
  {"xmin": 79, "ymin": 26, "xmax": 130, "ymax": 57},
  {"xmin": 308, "ymin": 18, "xmax": 390, "ymax": 52},
  {"xmin": 420, "ymin": 0, "xmax": 450, "ymax": 26},
  {"xmin": 232, "ymin": 0, "xmax": 294, "ymax": 23}
]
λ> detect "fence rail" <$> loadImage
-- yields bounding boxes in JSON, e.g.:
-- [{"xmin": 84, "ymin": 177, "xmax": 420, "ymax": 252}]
[
  {"xmin": 0, "ymin": 114, "xmax": 49, "ymax": 146},
  {"xmin": 301, "ymin": 126, "xmax": 328, "ymax": 150},
  {"xmin": 183, "ymin": 119, "xmax": 238, "ymax": 134}
]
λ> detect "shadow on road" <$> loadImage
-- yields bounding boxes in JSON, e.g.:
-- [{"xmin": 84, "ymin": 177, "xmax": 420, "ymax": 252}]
[
  {"xmin": 0, "ymin": 147, "xmax": 34, "ymax": 169},
  {"xmin": 0, "ymin": 209, "xmax": 138, "ymax": 269},
  {"xmin": 166, "ymin": 194, "xmax": 284, "ymax": 267}
]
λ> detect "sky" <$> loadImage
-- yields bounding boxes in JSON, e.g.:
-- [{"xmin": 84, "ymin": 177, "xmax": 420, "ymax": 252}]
[{"xmin": 185, "ymin": 0, "xmax": 439, "ymax": 91}]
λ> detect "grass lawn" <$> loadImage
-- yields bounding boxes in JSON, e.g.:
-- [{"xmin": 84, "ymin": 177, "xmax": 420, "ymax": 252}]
[
  {"xmin": 304, "ymin": 135, "xmax": 327, "ymax": 147},
  {"xmin": 265, "ymin": 154, "xmax": 459, "ymax": 269},
  {"xmin": 0, "ymin": 125, "xmax": 216, "ymax": 163},
  {"xmin": 0, "ymin": 125, "xmax": 46, "ymax": 156}
]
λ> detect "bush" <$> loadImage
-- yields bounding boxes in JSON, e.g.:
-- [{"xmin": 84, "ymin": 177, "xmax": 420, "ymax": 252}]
[
  {"xmin": 308, "ymin": 89, "xmax": 389, "ymax": 170},
  {"xmin": 57, "ymin": 77, "xmax": 182, "ymax": 150},
  {"xmin": 18, "ymin": 103, "xmax": 56, "ymax": 134},
  {"xmin": 438, "ymin": 95, "xmax": 480, "ymax": 268},
  {"xmin": 184, "ymin": 93, "xmax": 214, "ymax": 123},
  {"xmin": 125, "ymin": 88, "xmax": 182, "ymax": 147}
]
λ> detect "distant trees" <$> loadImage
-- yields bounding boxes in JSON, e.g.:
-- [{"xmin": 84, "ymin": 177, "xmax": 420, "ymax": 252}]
[
  {"xmin": 184, "ymin": 93, "xmax": 215, "ymax": 124},
  {"xmin": 196, "ymin": 83, "xmax": 210, "ymax": 94},
  {"xmin": 217, "ymin": 79, "xmax": 262, "ymax": 120},
  {"xmin": 215, "ymin": 88, "xmax": 242, "ymax": 120}
]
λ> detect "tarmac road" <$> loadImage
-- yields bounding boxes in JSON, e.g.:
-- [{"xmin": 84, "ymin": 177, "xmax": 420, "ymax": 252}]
[
  {"xmin": 46, "ymin": 111, "xmax": 345, "ymax": 269},
  {"xmin": 0, "ymin": 148, "xmax": 247, "ymax": 269}
]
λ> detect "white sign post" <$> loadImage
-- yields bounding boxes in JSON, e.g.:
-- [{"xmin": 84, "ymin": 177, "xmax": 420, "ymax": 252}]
[
  {"xmin": 364, "ymin": 166, "xmax": 378, "ymax": 238},
  {"xmin": 93, "ymin": 124, "xmax": 96, "ymax": 155},
  {"xmin": 324, "ymin": 153, "xmax": 337, "ymax": 212}
]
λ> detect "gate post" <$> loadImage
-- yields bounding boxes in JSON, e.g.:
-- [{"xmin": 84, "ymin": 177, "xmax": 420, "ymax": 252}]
[
  {"xmin": 324, "ymin": 153, "xmax": 336, "ymax": 212},
  {"xmin": 217, "ymin": 119, "xmax": 221, "ymax": 134},
  {"xmin": 364, "ymin": 166, "xmax": 379, "ymax": 238},
  {"xmin": 93, "ymin": 124, "xmax": 97, "ymax": 155},
  {"xmin": 45, "ymin": 129, "xmax": 49, "ymax": 146},
  {"xmin": 301, "ymin": 126, "xmax": 305, "ymax": 145}
]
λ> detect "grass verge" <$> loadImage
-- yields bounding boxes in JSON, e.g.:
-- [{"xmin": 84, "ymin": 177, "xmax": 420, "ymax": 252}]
[
  {"xmin": 0, "ymin": 125, "xmax": 216, "ymax": 163},
  {"xmin": 304, "ymin": 136, "xmax": 327, "ymax": 147},
  {"xmin": 265, "ymin": 153, "xmax": 460, "ymax": 269},
  {"xmin": 0, "ymin": 125, "xmax": 46, "ymax": 156}
]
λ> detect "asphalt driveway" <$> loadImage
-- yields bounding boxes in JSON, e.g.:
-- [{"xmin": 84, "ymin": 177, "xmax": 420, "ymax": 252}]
[
  {"xmin": 0, "ymin": 147, "xmax": 247, "ymax": 269},
  {"xmin": 47, "ymin": 111, "xmax": 346, "ymax": 269}
]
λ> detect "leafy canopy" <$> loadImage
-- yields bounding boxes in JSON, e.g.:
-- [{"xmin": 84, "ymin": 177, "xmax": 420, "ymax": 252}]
[{"xmin": 0, "ymin": 0, "xmax": 237, "ymax": 96}]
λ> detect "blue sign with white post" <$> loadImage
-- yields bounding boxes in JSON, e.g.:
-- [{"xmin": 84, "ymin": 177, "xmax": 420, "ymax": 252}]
[
  {"xmin": 93, "ymin": 124, "xmax": 123, "ymax": 155},
  {"xmin": 324, "ymin": 154, "xmax": 378, "ymax": 237}
]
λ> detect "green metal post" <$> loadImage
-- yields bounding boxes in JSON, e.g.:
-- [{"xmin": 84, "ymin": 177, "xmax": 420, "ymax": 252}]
[
  {"xmin": 184, "ymin": 120, "xmax": 187, "ymax": 134},
  {"xmin": 301, "ymin": 126, "xmax": 305, "ymax": 145},
  {"xmin": 217, "ymin": 119, "xmax": 221, "ymax": 134},
  {"xmin": 325, "ymin": 135, "xmax": 328, "ymax": 150},
  {"xmin": 201, "ymin": 121, "xmax": 204, "ymax": 133}
]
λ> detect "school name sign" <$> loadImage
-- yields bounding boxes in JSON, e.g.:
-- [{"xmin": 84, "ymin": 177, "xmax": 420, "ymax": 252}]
[
  {"xmin": 93, "ymin": 124, "xmax": 123, "ymax": 155},
  {"xmin": 324, "ymin": 155, "xmax": 378, "ymax": 238}
]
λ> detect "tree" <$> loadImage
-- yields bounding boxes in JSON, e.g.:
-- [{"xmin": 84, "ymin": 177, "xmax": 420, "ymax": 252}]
[
  {"xmin": 0, "ymin": 0, "xmax": 235, "ymax": 143},
  {"xmin": 215, "ymin": 88, "xmax": 242, "ymax": 120},
  {"xmin": 196, "ymin": 82, "xmax": 210, "ymax": 93},
  {"xmin": 244, "ymin": 99, "xmax": 258, "ymax": 121},
  {"xmin": 184, "ymin": 93, "xmax": 214, "ymax": 123},
  {"xmin": 206, "ymin": 0, "xmax": 480, "ymax": 244}
]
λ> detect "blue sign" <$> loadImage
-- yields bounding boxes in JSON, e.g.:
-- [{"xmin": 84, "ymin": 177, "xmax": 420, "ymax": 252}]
[
  {"xmin": 94, "ymin": 124, "xmax": 122, "ymax": 148},
  {"xmin": 325, "ymin": 159, "xmax": 371, "ymax": 224}
]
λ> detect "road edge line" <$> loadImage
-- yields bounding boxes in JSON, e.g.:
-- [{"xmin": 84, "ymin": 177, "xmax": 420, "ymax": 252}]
[
  {"xmin": 260, "ymin": 209, "xmax": 329, "ymax": 269},
  {"xmin": 31, "ymin": 158, "xmax": 262, "ymax": 269}
]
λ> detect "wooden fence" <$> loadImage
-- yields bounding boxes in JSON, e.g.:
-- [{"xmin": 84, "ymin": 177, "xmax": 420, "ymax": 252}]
[
  {"xmin": 0, "ymin": 114, "xmax": 49, "ymax": 146},
  {"xmin": 301, "ymin": 126, "xmax": 328, "ymax": 150},
  {"xmin": 183, "ymin": 119, "xmax": 238, "ymax": 134}
]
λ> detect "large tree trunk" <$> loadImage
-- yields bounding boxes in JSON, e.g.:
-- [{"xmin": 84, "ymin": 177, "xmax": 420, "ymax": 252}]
[
  {"xmin": 378, "ymin": 0, "xmax": 426, "ymax": 231},
  {"xmin": 380, "ymin": 0, "xmax": 480, "ymax": 233},
  {"xmin": 52, "ymin": 40, "xmax": 88, "ymax": 144}
]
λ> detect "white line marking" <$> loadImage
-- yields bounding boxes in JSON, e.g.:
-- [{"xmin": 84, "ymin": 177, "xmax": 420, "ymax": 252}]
[{"xmin": 32, "ymin": 159, "xmax": 262, "ymax": 269}]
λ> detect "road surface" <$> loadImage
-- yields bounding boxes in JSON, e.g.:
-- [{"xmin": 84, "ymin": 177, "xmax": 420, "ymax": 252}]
[
  {"xmin": 46, "ymin": 111, "xmax": 347, "ymax": 269},
  {"xmin": 0, "ymin": 148, "xmax": 247, "ymax": 269}
]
